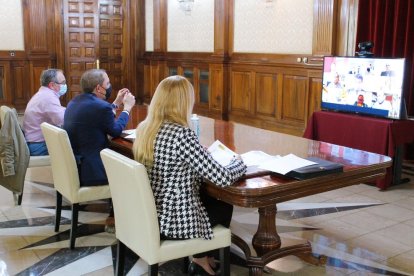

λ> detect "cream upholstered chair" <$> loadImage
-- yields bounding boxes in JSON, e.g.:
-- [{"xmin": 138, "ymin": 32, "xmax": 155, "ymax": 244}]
[
  {"xmin": 41, "ymin": 122, "xmax": 111, "ymax": 249},
  {"xmin": 0, "ymin": 106, "xmax": 50, "ymax": 205},
  {"xmin": 100, "ymin": 149, "xmax": 231, "ymax": 276}
]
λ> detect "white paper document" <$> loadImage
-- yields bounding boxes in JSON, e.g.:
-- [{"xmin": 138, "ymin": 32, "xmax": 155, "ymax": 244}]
[
  {"xmin": 121, "ymin": 129, "xmax": 136, "ymax": 140},
  {"xmin": 241, "ymin": 150, "xmax": 276, "ymax": 167},
  {"xmin": 258, "ymin": 153, "xmax": 317, "ymax": 175},
  {"xmin": 208, "ymin": 140, "xmax": 236, "ymax": 166}
]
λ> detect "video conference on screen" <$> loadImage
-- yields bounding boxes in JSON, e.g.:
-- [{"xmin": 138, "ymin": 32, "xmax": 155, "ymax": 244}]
[{"xmin": 322, "ymin": 56, "xmax": 405, "ymax": 119}]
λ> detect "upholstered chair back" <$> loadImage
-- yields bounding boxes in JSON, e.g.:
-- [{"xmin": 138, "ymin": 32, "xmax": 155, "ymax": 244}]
[
  {"xmin": 41, "ymin": 122, "xmax": 81, "ymax": 202},
  {"xmin": 100, "ymin": 149, "xmax": 161, "ymax": 262}
]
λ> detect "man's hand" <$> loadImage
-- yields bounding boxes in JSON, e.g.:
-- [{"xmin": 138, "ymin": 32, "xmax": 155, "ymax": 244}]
[
  {"xmin": 122, "ymin": 92, "xmax": 136, "ymax": 113},
  {"xmin": 113, "ymin": 88, "xmax": 129, "ymax": 107}
]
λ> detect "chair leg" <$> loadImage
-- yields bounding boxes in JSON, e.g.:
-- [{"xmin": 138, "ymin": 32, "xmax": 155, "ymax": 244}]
[
  {"xmin": 219, "ymin": 246, "xmax": 230, "ymax": 276},
  {"xmin": 115, "ymin": 240, "xmax": 126, "ymax": 276},
  {"xmin": 69, "ymin": 203, "xmax": 79, "ymax": 249},
  {"xmin": 12, "ymin": 192, "xmax": 22, "ymax": 206},
  {"xmin": 148, "ymin": 264, "xmax": 158, "ymax": 276},
  {"xmin": 55, "ymin": 191, "xmax": 62, "ymax": 232},
  {"xmin": 17, "ymin": 193, "xmax": 23, "ymax": 205},
  {"xmin": 182, "ymin": 256, "xmax": 190, "ymax": 273}
]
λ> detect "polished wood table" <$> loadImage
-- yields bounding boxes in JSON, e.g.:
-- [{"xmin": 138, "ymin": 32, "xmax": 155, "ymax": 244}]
[{"xmin": 110, "ymin": 105, "xmax": 392, "ymax": 276}]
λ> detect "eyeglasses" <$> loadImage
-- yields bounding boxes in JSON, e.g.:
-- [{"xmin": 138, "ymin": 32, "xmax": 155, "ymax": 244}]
[{"xmin": 54, "ymin": 81, "xmax": 66, "ymax": 85}]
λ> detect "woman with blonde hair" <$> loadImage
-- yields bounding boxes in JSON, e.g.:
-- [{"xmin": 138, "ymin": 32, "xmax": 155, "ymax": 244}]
[{"xmin": 133, "ymin": 75, "xmax": 246, "ymax": 275}]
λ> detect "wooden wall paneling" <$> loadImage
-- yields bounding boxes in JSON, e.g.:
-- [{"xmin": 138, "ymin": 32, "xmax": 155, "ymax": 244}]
[
  {"xmin": 44, "ymin": 0, "xmax": 58, "ymax": 58},
  {"xmin": 281, "ymin": 74, "xmax": 309, "ymax": 123},
  {"xmin": 213, "ymin": 0, "xmax": 231, "ymax": 118},
  {"xmin": 54, "ymin": 0, "xmax": 65, "ymax": 70},
  {"xmin": 192, "ymin": 67, "xmax": 201, "ymax": 106},
  {"xmin": 276, "ymin": 72, "xmax": 284, "ymax": 121},
  {"xmin": 336, "ymin": 0, "xmax": 358, "ymax": 56},
  {"xmin": 19, "ymin": 0, "xmax": 58, "ymax": 109},
  {"xmin": 137, "ymin": 0, "xmax": 348, "ymax": 136},
  {"xmin": 143, "ymin": 63, "xmax": 151, "ymax": 101},
  {"xmin": 99, "ymin": 0, "xmax": 131, "ymax": 103},
  {"xmin": 99, "ymin": 0, "xmax": 122, "ymax": 89},
  {"xmin": 230, "ymin": 69, "xmax": 253, "ymax": 114},
  {"xmin": 23, "ymin": 0, "xmax": 49, "ymax": 55},
  {"xmin": 209, "ymin": 64, "xmax": 224, "ymax": 112},
  {"xmin": 153, "ymin": 0, "xmax": 167, "ymax": 52},
  {"xmin": 29, "ymin": 60, "xmax": 52, "ymax": 99},
  {"xmin": 313, "ymin": 0, "xmax": 337, "ymax": 55},
  {"xmin": 255, "ymin": 72, "xmax": 277, "ymax": 119},
  {"xmin": 150, "ymin": 62, "xmax": 161, "ymax": 98},
  {"xmin": 214, "ymin": 0, "xmax": 230, "ymax": 56},
  {"xmin": 308, "ymin": 75, "xmax": 323, "ymax": 121},
  {"xmin": 198, "ymin": 67, "xmax": 209, "ymax": 106},
  {"xmin": 63, "ymin": 0, "xmax": 99, "ymax": 99},
  {"xmin": 227, "ymin": 0, "xmax": 235, "ymax": 56},
  {"xmin": 130, "ymin": 0, "xmax": 145, "ymax": 101},
  {"xmin": 11, "ymin": 61, "xmax": 29, "ymax": 108},
  {"xmin": 0, "ymin": 62, "xmax": 11, "ymax": 105}
]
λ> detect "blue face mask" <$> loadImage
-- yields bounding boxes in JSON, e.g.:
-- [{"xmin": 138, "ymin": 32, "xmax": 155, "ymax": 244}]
[{"xmin": 57, "ymin": 84, "xmax": 67, "ymax": 97}]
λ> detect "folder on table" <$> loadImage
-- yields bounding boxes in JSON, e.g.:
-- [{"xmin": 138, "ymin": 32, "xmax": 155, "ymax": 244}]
[{"xmin": 285, "ymin": 157, "xmax": 343, "ymax": 180}]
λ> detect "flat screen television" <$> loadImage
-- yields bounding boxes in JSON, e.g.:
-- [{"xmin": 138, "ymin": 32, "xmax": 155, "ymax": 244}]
[{"xmin": 321, "ymin": 56, "xmax": 406, "ymax": 119}]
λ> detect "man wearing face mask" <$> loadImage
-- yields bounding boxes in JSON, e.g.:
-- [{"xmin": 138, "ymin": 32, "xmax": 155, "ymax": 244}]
[
  {"xmin": 63, "ymin": 69, "xmax": 135, "ymax": 187},
  {"xmin": 23, "ymin": 69, "xmax": 67, "ymax": 156}
]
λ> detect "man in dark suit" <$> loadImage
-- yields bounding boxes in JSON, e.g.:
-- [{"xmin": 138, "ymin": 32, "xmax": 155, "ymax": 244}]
[
  {"xmin": 64, "ymin": 69, "xmax": 135, "ymax": 187},
  {"xmin": 64, "ymin": 69, "xmax": 135, "ymax": 232}
]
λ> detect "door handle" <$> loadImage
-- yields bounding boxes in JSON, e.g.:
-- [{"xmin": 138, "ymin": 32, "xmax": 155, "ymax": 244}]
[{"xmin": 96, "ymin": 59, "xmax": 100, "ymax": 69}]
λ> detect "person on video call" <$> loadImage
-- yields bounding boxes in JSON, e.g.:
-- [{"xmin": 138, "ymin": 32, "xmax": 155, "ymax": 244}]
[
  {"xmin": 354, "ymin": 94, "xmax": 368, "ymax": 107},
  {"xmin": 380, "ymin": 64, "xmax": 395, "ymax": 77},
  {"xmin": 133, "ymin": 75, "xmax": 246, "ymax": 275},
  {"xmin": 325, "ymin": 72, "xmax": 346, "ymax": 104},
  {"xmin": 347, "ymin": 74, "xmax": 365, "ymax": 105},
  {"xmin": 327, "ymin": 72, "xmax": 342, "ymax": 89},
  {"xmin": 371, "ymin": 91, "xmax": 392, "ymax": 111}
]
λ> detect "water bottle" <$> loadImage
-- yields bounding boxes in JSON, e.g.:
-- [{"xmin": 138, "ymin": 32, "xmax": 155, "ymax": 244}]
[{"xmin": 191, "ymin": 114, "xmax": 200, "ymax": 138}]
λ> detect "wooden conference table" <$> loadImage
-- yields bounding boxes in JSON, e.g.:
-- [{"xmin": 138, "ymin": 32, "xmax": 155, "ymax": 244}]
[{"xmin": 110, "ymin": 105, "xmax": 392, "ymax": 275}]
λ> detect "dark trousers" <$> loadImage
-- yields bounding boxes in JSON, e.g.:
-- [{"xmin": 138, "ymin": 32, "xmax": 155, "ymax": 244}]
[{"xmin": 161, "ymin": 193, "xmax": 233, "ymax": 258}]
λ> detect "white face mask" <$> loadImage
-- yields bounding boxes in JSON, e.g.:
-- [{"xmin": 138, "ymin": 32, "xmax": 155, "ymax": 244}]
[{"xmin": 57, "ymin": 84, "xmax": 67, "ymax": 97}]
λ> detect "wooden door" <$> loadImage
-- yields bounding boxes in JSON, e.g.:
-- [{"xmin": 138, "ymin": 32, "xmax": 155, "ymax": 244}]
[{"xmin": 63, "ymin": 0, "xmax": 129, "ymax": 102}]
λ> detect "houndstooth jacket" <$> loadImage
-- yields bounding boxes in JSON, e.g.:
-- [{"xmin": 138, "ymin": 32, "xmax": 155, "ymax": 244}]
[{"xmin": 148, "ymin": 122, "xmax": 246, "ymax": 240}]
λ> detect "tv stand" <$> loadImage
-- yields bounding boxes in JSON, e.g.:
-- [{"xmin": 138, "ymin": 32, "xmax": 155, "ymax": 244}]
[{"xmin": 304, "ymin": 110, "xmax": 414, "ymax": 190}]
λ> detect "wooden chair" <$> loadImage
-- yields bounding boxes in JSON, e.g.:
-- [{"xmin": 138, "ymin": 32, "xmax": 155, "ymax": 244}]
[
  {"xmin": 100, "ymin": 148, "xmax": 231, "ymax": 276},
  {"xmin": 41, "ymin": 122, "xmax": 111, "ymax": 249}
]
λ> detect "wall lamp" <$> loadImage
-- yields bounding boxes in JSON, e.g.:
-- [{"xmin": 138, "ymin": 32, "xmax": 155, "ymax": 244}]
[{"xmin": 178, "ymin": 0, "xmax": 194, "ymax": 15}]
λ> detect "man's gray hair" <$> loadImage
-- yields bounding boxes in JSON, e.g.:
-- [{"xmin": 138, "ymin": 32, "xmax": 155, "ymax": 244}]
[
  {"xmin": 40, "ymin": 69, "xmax": 62, "ymax": 86},
  {"xmin": 80, "ymin": 69, "xmax": 106, "ymax": 93}
]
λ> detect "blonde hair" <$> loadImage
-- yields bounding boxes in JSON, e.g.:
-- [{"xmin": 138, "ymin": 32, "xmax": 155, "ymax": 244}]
[{"xmin": 133, "ymin": 75, "xmax": 195, "ymax": 167}]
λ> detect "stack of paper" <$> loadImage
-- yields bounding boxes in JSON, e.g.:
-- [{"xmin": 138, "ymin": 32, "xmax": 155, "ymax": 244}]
[
  {"xmin": 257, "ymin": 154, "xmax": 316, "ymax": 175},
  {"xmin": 208, "ymin": 140, "xmax": 236, "ymax": 166},
  {"xmin": 121, "ymin": 129, "xmax": 136, "ymax": 141},
  {"xmin": 208, "ymin": 140, "xmax": 317, "ymax": 175}
]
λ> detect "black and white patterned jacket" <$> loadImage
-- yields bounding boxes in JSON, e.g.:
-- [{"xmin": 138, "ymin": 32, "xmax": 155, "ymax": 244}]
[{"xmin": 148, "ymin": 122, "xmax": 246, "ymax": 240}]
